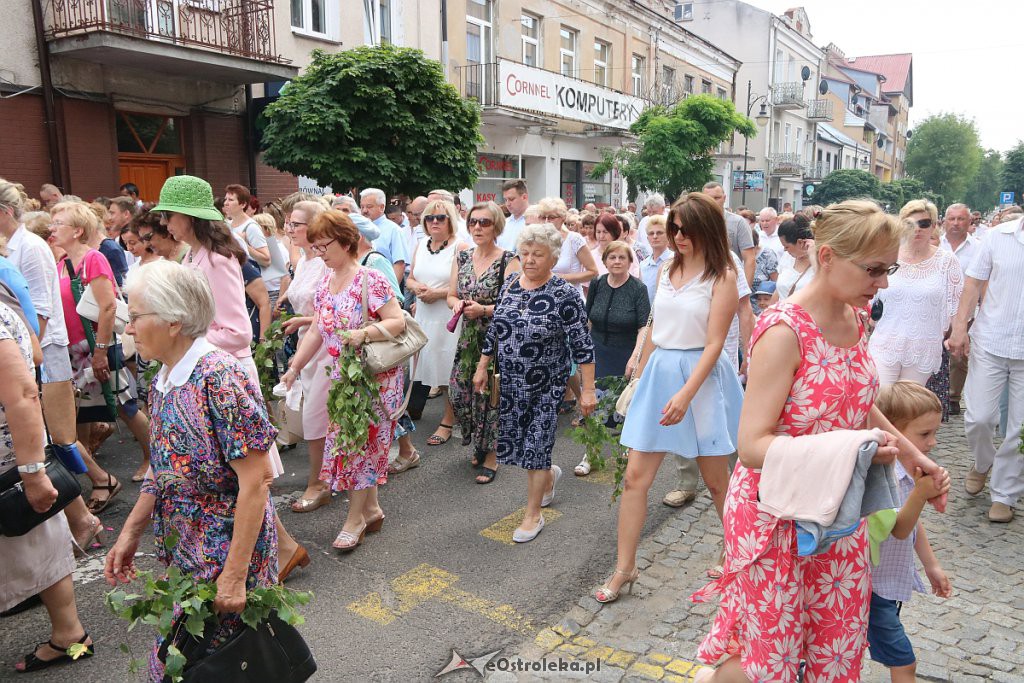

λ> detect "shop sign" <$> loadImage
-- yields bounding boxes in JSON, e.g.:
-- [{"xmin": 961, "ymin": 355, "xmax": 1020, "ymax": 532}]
[
  {"xmin": 477, "ymin": 154, "xmax": 518, "ymax": 177},
  {"xmin": 731, "ymin": 170, "xmax": 764, "ymax": 192},
  {"xmin": 298, "ymin": 176, "xmax": 333, "ymax": 195},
  {"xmin": 498, "ymin": 60, "xmax": 645, "ymax": 130}
]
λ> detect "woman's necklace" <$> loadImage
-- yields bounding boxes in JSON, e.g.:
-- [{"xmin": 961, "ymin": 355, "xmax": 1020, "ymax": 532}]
[{"xmin": 426, "ymin": 238, "xmax": 449, "ymax": 255}]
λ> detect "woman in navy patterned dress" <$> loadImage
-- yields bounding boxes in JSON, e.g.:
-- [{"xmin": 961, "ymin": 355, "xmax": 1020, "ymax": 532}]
[{"xmin": 474, "ymin": 224, "xmax": 596, "ymax": 543}]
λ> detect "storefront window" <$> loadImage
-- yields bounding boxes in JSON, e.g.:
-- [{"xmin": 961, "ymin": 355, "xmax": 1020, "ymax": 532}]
[
  {"xmin": 473, "ymin": 153, "xmax": 523, "ymax": 204},
  {"xmin": 560, "ymin": 160, "xmax": 612, "ymax": 209}
]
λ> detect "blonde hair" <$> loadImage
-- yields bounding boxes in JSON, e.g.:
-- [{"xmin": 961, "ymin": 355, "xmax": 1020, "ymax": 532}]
[
  {"xmin": 646, "ymin": 214, "xmax": 667, "ymax": 231},
  {"xmin": 51, "ymin": 200, "xmax": 101, "ymax": 244},
  {"xmin": 252, "ymin": 213, "xmax": 276, "ymax": 237},
  {"xmin": 813, "ymin": 200, "xmax": 908, "ymax": 265},
  {"xmin": 22, "ymin": 211, "xmax": 50, "ymax": 241},
  {"xmin": 0, "ymin": 178, "xmax": 26, "ymax": 220},
  {"xmin": 536, "ymin": 196, "xmax": 568, "ymax": 219},
  {"xmin": 875, "ymin": 381, "xmax": 943, "ymax": 430},
  {"xmin": 422, "ymin": 199, "xmax": 459, "ymax": 239},
  {"xmin": 602, "ymin": 240, "xmax": 635, "ymax": 264},
  {"xmin": 899, "ymin": 199, "xmax": 938, "ymax": 224},
  {"xmin": 292, "ymin": 200, "xmax": 326, "ymax": 224}
]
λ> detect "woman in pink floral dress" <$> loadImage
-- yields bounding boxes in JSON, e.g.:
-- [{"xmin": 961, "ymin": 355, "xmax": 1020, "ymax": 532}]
[
  {"xmin": 282, "ymin": 210, "xmax": 406, "ymax": 552},
  {"xmin": 693, "ymin": 201, "xmax": 949, "ymax": 682}
]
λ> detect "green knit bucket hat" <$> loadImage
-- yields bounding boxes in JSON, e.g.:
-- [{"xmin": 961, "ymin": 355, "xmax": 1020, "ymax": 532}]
[{"xmin": 151, "ymin": 175, "xmax": 224, "ymax": 221}]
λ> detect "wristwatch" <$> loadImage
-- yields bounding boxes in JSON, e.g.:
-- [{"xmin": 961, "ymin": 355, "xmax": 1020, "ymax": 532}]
[{"xmin": 17, "ymin": 462, "xmax": 47, "ymax": 474}]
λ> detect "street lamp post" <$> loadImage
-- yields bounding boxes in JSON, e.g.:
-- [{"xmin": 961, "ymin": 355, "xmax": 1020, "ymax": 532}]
[{"xmin": 742, "ymin": 79, "xmax": 771, "ymax": 206}]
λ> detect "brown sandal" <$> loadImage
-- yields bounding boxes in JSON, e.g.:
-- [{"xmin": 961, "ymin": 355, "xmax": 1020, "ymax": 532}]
[{"xmin": 85, "ymin": 474, "xmax": 122, "ymax": 514}]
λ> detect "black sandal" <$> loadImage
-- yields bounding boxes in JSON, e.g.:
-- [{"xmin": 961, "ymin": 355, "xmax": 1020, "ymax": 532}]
[
  {"xmin": 426, "ymin": 424, "xmax": 453, "ymax": 446},
  {"xmin": 475, "ymin": 467, "xmax": 497, "ymax": 484},
  {"xmin": 17, "ymin": 633, "xmax": 93, "ymax": 673}
]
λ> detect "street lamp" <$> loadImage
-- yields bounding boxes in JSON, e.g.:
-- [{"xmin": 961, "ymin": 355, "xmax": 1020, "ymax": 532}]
[{"xmin": 741, "ymin": 79, "xmax": 771, "ymax": 206}]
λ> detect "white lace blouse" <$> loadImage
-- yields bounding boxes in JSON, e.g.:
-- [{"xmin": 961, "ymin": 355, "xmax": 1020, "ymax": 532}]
[{"xmin": 868, "ymin": 247, "xmax": 963, "ymax": 374}]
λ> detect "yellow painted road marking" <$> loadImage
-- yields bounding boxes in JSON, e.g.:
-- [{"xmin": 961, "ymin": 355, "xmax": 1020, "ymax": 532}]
[
  {"xmin": 347, "ymin": 563, "xmax": 537, "ymax": 634},
  {"xmin": 531, "ymin": 629, "xmax": 704, "ymax": 680},
  {"xmin": 480, "ymin": 507, "xmax": 564, "ymax": 545},
  {"xmin": 578, "ymin": 467, "xmax": 616, "ymax": 485}
]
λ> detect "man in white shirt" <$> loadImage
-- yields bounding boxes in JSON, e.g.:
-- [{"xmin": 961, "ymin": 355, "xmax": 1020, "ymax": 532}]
[
  {"xmin": 636, "ymin": 193, "xmax": 667, "ymax": 251},
  {"xmin": 756, "ymin": 207, "xmax": 785, "ymax": 262},
  {"xmin": 940, "ymin": 203, "xmax": 979, "ymax": 414},
  {"xmin": 405, "ymin": 196, "xmax": 427, "ymax": 259},
  {"xmin": 497, "ymin": 179, "xmax": 528, "ymax": 251},
  {"xmin": 948, "ymin": 215, "xmax": 1024, "ymax": 523},
  {"xmin": 360, "ymin": 187, "xmax": 408, "ymax": 283}
]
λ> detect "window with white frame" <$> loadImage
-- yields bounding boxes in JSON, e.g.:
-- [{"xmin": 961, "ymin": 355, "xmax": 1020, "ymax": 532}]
[
  {"xmin": 466, "ymin": 0, "xmax": 493, "ymax": 101},
  {"xmin": 560, "ymin": 27, "xmax": 577, "ymax": 78},
  {"xmin": 378, "ymin": 0, "xmax": 391, "ymax": 44},
  {"xmin": 785, "ymin": 123, "xmax": 792, "ymax": 153},
  {"xmin": 796, "ymin": 127, "xmax": 802, "ymax": 160},
  {"xmin": 662, "ymin": 66, "xmax": 676, "ymax": 103},
  {"xmin": 631, "ymin": 54, "xmax": 645, "ymax": 96},
  {"xmin": 716, "ymin": 87, "xmax": 727, "ymax": 100},
  {"xmin": 594, "ymin": 40, "xmax": 610, "ymax": 86},
  {"xmin": 684, "ymin": 74, "xmax": 694, "ymax": 95},
  {"xmin": 292, "ymin": 0, "xmax": 335, "ymax": 37},
  {"xmin": 701, "ymin": 78, "xmax": 711, "ymax": 94},
  {"xmin": 521, "ymin": 14, "xmax": 540, "ymax": 67}
]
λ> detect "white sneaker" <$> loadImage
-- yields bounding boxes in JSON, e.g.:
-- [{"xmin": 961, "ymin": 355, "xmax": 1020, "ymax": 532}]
[
  {"xmin": 512, "ymin": 515, "xmax": 545, "ymax": 543},
  {"xmin": 541, "ymin": 466, "xmax": 562, "ymax": 507}
]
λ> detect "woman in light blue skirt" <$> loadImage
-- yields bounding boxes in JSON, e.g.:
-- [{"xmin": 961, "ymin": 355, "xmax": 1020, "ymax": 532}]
[{"xmin": 595, "ymin": 192, "xmax": 743, "ymax": 604}]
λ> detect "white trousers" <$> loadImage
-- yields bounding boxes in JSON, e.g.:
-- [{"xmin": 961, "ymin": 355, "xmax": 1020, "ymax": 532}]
[
  {"xmin": 874, "ymin": 361, "xmax": 933, "ymax": 387},
  {"xmin": 964, "ymin": 346, "xmax": 1024, "ymax": 506}
]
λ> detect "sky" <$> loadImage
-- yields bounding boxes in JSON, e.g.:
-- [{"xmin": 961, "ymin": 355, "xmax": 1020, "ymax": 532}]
[{"xmin": 752, "ymin": 0, "xmax": 1024, "ymax": 153}]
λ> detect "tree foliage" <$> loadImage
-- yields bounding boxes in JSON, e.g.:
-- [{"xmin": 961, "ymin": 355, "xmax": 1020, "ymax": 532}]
[
  {"xmin": 905, "ymin": 113, "xmax": 982, "ymax": 203},
  {"xmin": 592, "ymin": 95, "xmax": 757, "ymax": 201},
  {"xmin": 1002, "ymin": 141, "xmax": 1024, "ymax": 206},
  {"xmin": 963, "ymin": 150, "xmax": 1004, "ymax": 211},
  {"xmin": 814, "ymin": 169, "xmax": 881, "ymax": 206},
  {"xmin": 260, "ymin": 45, "xmax": 483, "ymax": 196}
]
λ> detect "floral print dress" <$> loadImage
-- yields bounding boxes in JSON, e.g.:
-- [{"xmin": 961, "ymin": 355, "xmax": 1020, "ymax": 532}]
[
  {"xmin": 448, "ymin": 248, "xmax": 512, "ymax": 456},
  {"xmin": 314, "ymin": 267, "xmax": 403, "ymax": 491},
  {"xmin": 693, "ymin": 302, "xmax": 879, "ymax": 682}
]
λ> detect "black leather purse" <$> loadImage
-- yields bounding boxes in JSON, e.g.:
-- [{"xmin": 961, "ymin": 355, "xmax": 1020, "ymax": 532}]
[
  {"xmin": 160, "ymin": 610, "xmax": 317, "ymax": 683},
  {"xmin": 0, "ymin": 448, "xmax": 83, "ymax": 537}
]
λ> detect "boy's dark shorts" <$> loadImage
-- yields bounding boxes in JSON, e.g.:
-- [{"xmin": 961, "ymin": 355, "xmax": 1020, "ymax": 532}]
[{"xmin": 867, "ymin": 591, "xmax": 916, "ymax": 667}]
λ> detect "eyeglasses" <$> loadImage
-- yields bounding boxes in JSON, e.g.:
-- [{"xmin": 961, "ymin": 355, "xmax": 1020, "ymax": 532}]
[
  {"xmin": 49, "ymin": 221, "xmax": 71, "ymax": 229},
  {"xmin": 467, "ymin": 217, "xmax": 494, "ymax": 227},
  {"xmin": 854, "ymin": 261, "xmax": 900, "ymax": 278},
  {"xmin": 309, "ymin": 239, "xmax": 336, "ymax": 254},
  {"xmin": 915, "ymin": 219, "xmax": 933, "ymax": 229},
  {"xmin": 539, "ymin": 214, "xmax": 563, "ymax": 221},
  {"xmin": 128, "ymin": 312, "xmax": 159, "ymax": 325},
  {"xmin": 424, "ymin": 214, "xmax": 448, "ymax": 223},
  {"xmin": 285, "ymin": 221, "xmax": 308, "ymax": 229}
]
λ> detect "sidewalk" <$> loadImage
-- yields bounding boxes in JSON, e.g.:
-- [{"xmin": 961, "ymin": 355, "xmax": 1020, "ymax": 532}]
[{"xmin": 487, "ymin": 417, "xmax": 1024, "ymax": 682}]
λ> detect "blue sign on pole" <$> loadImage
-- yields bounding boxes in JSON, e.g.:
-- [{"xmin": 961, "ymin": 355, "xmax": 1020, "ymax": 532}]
[{"xmin": 1000, "ymin": 191, "xmax": 1015, "ymax": 205}]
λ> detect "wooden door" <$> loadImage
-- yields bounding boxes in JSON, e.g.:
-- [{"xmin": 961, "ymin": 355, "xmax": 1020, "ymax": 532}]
[{"xmin": 118, "ymin": 155, "xmax": 185, "ymax": 203}]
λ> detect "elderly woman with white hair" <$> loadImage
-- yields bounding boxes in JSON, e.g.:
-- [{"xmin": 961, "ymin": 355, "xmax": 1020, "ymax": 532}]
[
  {"xmin": 472, "ymin": 223, "xmax": 596, "ymax": 543},
  {"xmin": 105, "ymin": 261, "xmax": 279, "ymax": 681}
]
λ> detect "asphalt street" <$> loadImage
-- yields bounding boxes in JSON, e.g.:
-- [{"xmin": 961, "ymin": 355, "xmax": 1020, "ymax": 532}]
[{"xmin": 0, "ymin": 398, "xmax": 684, "ymax": 682}]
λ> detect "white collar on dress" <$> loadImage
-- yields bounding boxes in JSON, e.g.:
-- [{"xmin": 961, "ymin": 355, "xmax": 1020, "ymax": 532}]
[{"xmin": 155, "ymin": 336, "xmax": 216, "ymax": 393}]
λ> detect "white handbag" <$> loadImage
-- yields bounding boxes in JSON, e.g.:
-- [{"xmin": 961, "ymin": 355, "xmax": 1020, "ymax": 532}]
[{"xmin": 75, "ymin": 279, "xmax": 130, "ymax": 336}]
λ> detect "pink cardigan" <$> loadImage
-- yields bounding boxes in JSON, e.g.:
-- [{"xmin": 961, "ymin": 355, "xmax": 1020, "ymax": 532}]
[{"xmin": 186, "ymin": 246, "xmax": 252, "ymax": 358}]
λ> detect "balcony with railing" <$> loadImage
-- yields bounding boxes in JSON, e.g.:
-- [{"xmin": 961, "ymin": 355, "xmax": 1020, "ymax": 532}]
[
  {"xmin": 771, "ymin": 82, "xmax": 805, "ymax": 109},
  {"xmin": 769, "ymin": 153, "xmax": 804, "ymax": 176},
  {"xmin": 43, "ymin": 0, "xmax": 296, "ymax": 82},
  {"xmin": 805, "ymin": 98, "xmax": 833, "ymax": 121},
  {"xmin": 804, "ymin": 161, "xmax": 829, "ymax": 181}
]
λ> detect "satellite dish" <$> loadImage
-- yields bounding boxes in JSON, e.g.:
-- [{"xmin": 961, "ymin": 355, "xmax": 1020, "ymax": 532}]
[
  {"xmin": 818, "ymin": 80, "xmax": 829, "ymax": 95},
  {"xmin": 877, "ymin": 137, "xmax": 884, "ymax": 148},
  {"xmin": 801, "ymin": 66, "xmax": 811, "ymax": 81},
  {"xmin": 906, "ymin": 129, "xmax": 913, "ymax": 139}
]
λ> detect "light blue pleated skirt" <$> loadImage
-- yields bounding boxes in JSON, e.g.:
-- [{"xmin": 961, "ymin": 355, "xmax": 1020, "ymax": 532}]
[{"xmin": 620, "ymin": 347, "xmax": 743, "ymax": 457}]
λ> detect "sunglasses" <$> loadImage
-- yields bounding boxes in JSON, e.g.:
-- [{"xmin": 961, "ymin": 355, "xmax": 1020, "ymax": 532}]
[
  {"xmin": 424, "ymin": 214, "xmax": 448, "ymax": 223},
  {"xmin": 915, "ymin": 219, "xmax": 933, "ymax": 229},
  {"xmin": 855, "ymin": 261, "xmax": 900, "ymax": 278},
  {"xmin": 467, "ymin": 217, "xmax": 494, "ymax": 227}
]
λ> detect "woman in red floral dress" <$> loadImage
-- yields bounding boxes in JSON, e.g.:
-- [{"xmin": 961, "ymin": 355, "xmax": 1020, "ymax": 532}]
[{"xmin": 693, "ymin": 201, "xmax": 950, "ymax": 682}]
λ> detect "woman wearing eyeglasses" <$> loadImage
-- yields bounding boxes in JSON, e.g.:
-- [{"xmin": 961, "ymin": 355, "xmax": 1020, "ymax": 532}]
[
  {"xmin": 867, "ymin": 199, "xmax": 963, "ymax": 386},
  {"xmin": 448, "ymin": 201, "xmax": 520, "ymax": 484},
  {"xmin": 406, "ymin": 199, "xmax": 468, "ymax": 446},
  {"xmin": 770, "ymin": 215, "xmax": 815, "ymax": 304}
]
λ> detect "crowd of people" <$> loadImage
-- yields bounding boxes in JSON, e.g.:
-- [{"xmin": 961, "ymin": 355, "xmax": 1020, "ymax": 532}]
[{"xmin": 0, "ymin": 171, "xmax": 1020, "ymax": 681}]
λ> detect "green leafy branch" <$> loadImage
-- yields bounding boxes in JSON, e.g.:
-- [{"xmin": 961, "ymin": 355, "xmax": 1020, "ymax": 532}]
[
  {"xmin": 325, "ymin": 341, "xmax": 381, "ymax": 465},
  {"xmin": 569, "ymin": 376, "xmax": 630, "ymax": 501},
  {"xmin": 252, "ymin": 313, "xmax": 297, "ymax": 412}
]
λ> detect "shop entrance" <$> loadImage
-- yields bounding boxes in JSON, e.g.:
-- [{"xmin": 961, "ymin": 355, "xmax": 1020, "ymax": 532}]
[
  {"xmin": 116, "ymin": 112, "xmax": 186, "ymax": 202},
  {"xmin": 560, "ymin": 160, "xmax": 611, "ymax": 209}
]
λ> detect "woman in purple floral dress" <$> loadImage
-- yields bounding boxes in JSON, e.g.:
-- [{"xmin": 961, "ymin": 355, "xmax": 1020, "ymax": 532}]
[
  {"xmin": 104, "ymin": 261, "xmax": 278, "ymax": 682},
  {"xmin": 282, "ymin": 210, "xmax": 407, "ymax": 552}
]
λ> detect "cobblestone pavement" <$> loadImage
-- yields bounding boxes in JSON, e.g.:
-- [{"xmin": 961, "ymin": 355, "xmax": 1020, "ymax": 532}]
[{"xmin": 486, "ymin": 416, "xmax": 1024, "ymax": 682}]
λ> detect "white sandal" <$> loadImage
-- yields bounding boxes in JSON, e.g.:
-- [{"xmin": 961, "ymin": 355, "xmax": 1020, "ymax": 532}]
[{"xmin": 574, "ymin": 457, "xmax": 591, "ymax": 477}]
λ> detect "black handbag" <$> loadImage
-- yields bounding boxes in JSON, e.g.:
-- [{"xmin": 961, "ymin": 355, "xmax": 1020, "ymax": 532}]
[
  {"xmin": 161, "ymin": 610, "xmax": 316, "ymax": 683},
  {"xmin": 0, "ymin": 448, "xmax": 83, "ymax": 537}
]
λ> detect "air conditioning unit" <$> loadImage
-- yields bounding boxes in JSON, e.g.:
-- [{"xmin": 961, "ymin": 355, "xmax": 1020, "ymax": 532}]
[{"xmin": 674, "ymin": 2, "xmax": 693, "ymax": 21}]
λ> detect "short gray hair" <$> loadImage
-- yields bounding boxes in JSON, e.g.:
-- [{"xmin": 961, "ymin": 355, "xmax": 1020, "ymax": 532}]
[
  {"xmin": 428, "ymin": 189, "xmax": 455, "ymax": 202},
  {"xmin": 360, "ymin": 188, "xmax": 386, "ymax": 206},
  {"xmin": 125, "ymin": 260, "xmax": 215, "ymax": 340},
  {"xmin": 332, "ymin": 195, "xmax": 358, "ymax": 212},
  {"xmin": 758, "ymin": 206, "xmax": 777, "ymax": 219},
  {"xmin": 945, "ymin": 203, "xmax": 969, "ymax": 216},
  {"xmin": 517, "ymin": 222, "xmax": 563, "ymax": 256},
  {"xmin": 645, "ymin": 193, "xmax": 665, "ymax": 210}
]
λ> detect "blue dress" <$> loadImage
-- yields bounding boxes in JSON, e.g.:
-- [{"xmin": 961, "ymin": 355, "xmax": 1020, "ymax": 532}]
[{"xmin": 483, "ymin": 274, "xmax": 594, "ymax": 470}]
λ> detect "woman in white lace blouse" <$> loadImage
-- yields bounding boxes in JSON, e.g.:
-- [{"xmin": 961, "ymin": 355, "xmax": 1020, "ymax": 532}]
[{"xmin": 868, "ymin": 199, "xmax": 963, "ymax": 385}]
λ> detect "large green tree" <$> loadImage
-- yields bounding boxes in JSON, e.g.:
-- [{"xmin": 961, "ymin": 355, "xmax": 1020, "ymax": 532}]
[
  {"xmin": 814, "ymin": 169, "xmax": 881, "ymax": 206},
  {"xmin": 905, "ymin": 113, "xmax": 982, "ymax": 203},
  {"xmin": 592, "ymin": 95, "xmax": 756, "ymax": 201},
  {"xmin": 1002, "ymin": 141, "xmax": 1024, "ymax": 206},
  {"xmin": 260, "ymin": 45, "xmax": 483, "ymax": 196},
  {"xmin": 962, "ymin": 150, "xmax": 1004, "ymax": 211}
]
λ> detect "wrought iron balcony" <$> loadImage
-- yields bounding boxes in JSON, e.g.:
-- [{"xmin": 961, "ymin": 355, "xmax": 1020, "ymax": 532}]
[
  {"xmin": 769, "ymin": 153, "xmax": 804, "ymax": 176},
  {"xmin": 804, "ymin": 161, "xmax": 829, "ymax": 181},
  {"xmin": 805, "ymin": 98, "xmax": 833, "ymax": 121},
  {"xmin": 43, "ymin": 0, "xmax": 295, "ymax": 82},
  {"xmin": 771, "ymin": 82, "xmax": 805, "ymax": 109}
]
